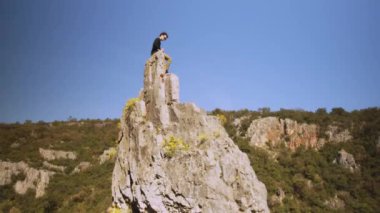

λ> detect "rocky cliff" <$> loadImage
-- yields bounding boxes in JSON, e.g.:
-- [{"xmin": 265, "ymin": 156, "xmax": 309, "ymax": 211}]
[
  {"xmin": 242, "ymin": 117, "xmax": 352, "ymax": 151},
  {"xmin": 111, "ymin": 51, "xmax": 269, "ymax": 212}
]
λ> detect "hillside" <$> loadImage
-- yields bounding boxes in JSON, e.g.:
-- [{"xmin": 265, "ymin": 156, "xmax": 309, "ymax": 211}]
[
  {"xmin": 211, "ymin": 107, "xmax": 380, "ymax": 212},
  {"xmin": 0, "ymin": 119, "xmax": 119, "ymax": 212},
  {"xmin": 0, "ymin": 107, "xmax": 379, "ymax": 212}
]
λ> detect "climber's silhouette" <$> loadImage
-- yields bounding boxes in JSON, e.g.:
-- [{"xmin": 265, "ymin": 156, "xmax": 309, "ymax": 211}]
[{"xmin": 151, "ymin": 32, "xmax": 172, "ymax": 75}]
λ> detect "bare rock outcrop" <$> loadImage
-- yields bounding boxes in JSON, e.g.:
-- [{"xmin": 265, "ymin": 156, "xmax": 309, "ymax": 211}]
[
  {"xmin": 99, "ymin": 147, "xmax": 117, "ymax": 164},
  {"xmin": 324, "ymin": 194, "xmax": 345, "ymax": 210},
  {"xmin": 269, "ymin": 188, "xmax": 285, "ymax": 207},
  {"xmin": 245, "ymin": 117, "xmax": 352, "ymax": 151},
  {"xmin": 246, "ymin": 117, "xmax": 321, "ymax": 150},
  {"xmin": 43, "ymin": 161, "xmax": 66, "ymax": 172},
  {"xmin": 325, "ymin": 125, "xmax": 352, "ymax": 143},
  {"xmin": 333, "ymin": 149, "xmax": 359, "ymax": 173},
  {"xmin": 72, "ymin": 162, "xmax": 91, "ymax": 174},
  {"xmin": 111, "ymin": 51, "xmax": 269, "ymax": 212},
  {"xmin": 0, "ymin": 161, "xmax": 26, "ymax": 185},
  {"xmin": 0, "ymin": 160, "xmax": 54, "ymax": 198},
  {"xmin": 232, "ymin": 115, "xmax": 250, "ymax": 136},
  {"xmin": 39, "ymin": 148, "xmax": 77, "ymax": 161}
]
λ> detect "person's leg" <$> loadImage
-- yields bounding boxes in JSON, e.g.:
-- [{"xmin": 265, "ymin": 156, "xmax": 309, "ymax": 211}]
[{"xmin": 164, "ymin": 54, "xmax": 172, "ymax": 74}]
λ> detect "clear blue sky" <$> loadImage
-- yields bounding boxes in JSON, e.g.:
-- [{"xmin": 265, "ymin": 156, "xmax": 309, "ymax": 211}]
[{"xmin": 1, "ymin": 0, "xmax": 379, "ymax": 123}]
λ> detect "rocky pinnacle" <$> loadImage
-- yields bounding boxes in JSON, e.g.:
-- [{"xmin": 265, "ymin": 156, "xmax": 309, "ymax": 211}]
[{"xmin": 111, "ymin": 51, "xmax": 269, "ymax": 212}]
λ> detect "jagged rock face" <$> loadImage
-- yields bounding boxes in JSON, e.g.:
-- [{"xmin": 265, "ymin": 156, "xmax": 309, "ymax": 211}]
[
  {"xmin": 246, "ymin": 117, "xmax": 283, "ymax": 148},
  {"xmin": 333, "ymin": 149, "xmax": 359, "ymax": 173},
  {"xmin": 246, "ymin": 117, "xmax": 321, "ymax": 150},
  {"xmin": 245, "ymin": 117, "xmax": 352, "ymax": 151},
  {"xmin": 0, "ymin": 160, "xmax": 54, "ymax": 198},
  {"xmin": 112, "ymin": 51, "xmax": 269, "ymax": 212}
]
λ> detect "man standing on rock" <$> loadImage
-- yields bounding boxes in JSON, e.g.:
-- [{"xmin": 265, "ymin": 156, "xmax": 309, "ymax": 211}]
[
  {"xmin": 151, "ymin": 32, "xmax": 168, "ymax": 55},
  {"xmin": 151, "ymin": 32, "xmax": 171, "ymax": 74}
]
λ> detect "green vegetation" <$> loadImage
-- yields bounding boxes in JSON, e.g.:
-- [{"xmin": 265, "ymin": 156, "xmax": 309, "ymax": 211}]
[
  {"xmin": 215, "ymin": 113, "xmax": 227, "ymax": 126},
  {"xmin": 108, "ymin": 147, "xmax": 117, "ymax": 160},
  {"xmin": 0, "ymin": 119, "xmax": 118, "ymax": 212},
  {"xmin": 1, "ymin": 107, "xmax": 379, "ymax": 212},
  {"xmin": 125, "ymin": 98, "xmax": 140, "ymax": 110},
  {"xmin": 163, "ymin": 135, "xmax": 189, "ymax": 158},
  {"xmin": 213, "ymin": 131, "xmax": 221, "ymax": 139},
  {"xmin": 211, "ymin": 107, "xmax": 380, "ymax": 212},
  {"xmin": 198, "ymin": 133, "xmax": 208, "ymax": 143},
  {"xmin": 123, "ymin": 98, "xmax": 140, "ymax": 119}
]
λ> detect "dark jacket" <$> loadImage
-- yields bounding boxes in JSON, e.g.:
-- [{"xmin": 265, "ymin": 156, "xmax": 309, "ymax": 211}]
[{"xmin": 151, "ymin": 38, "xmax": 161, "ymax": 55}]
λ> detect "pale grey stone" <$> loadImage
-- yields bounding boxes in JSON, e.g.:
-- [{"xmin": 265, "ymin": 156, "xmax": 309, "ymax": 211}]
[
  {"xmin": 71, "ymin": 162, "xmax": 91, "ymax": 174},
  {"xmin": 112, "ymin": 51, "xmax": 269, "ymax": 212},
  {"xmin": 325, "ymin": 125, "xmax": 352, "ymax": 143},
  {"xmin": 39, "ymin": 148, "xmax": 77, "ymax": 161},
  {"xmin": 42, "ymin": 161, "xmax": 66, "ymax": 172},
  {"xmin": 0, "ymin": 160, "xmax": 54, "ymax": 198},
  {"xmin": 333, "ymin": 149, "xmax": 359, "ymax": 173},
  {"xmin": 245, "ymin": 117, "xmax": 352, "ymax": 151},
  {"xmin": 165, "ymin": 73, "xmax": 179, "ymax": 104},
  {"xmin": 99, "ymin": 147, "xmax": 117, "ymax": 164},
  {"xmin": 0, "ymin": 161, "xmax": 25, "ymax": 185}
]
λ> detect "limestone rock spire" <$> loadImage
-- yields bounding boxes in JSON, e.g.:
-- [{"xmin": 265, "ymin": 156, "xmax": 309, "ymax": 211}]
[
  {"xmin": 141, "ymin": 51, "xmax": 179, "ymax": 128},
  {"xmin": 112, "ymin": 51, "xmax": 269, "ymax": 212}
]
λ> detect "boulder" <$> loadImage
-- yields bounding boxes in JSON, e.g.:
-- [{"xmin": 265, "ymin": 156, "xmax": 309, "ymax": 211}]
[
  {"xmin": 71, "ymin": 162, "xmax": 91, "ymax": 174},
  {"xmin": 111, "ymin": 51, "xmax": 269, "ymax": 212},
  {"xmin": 99, "ymin": 147, "xmax": 117, "ymax": 164}
]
